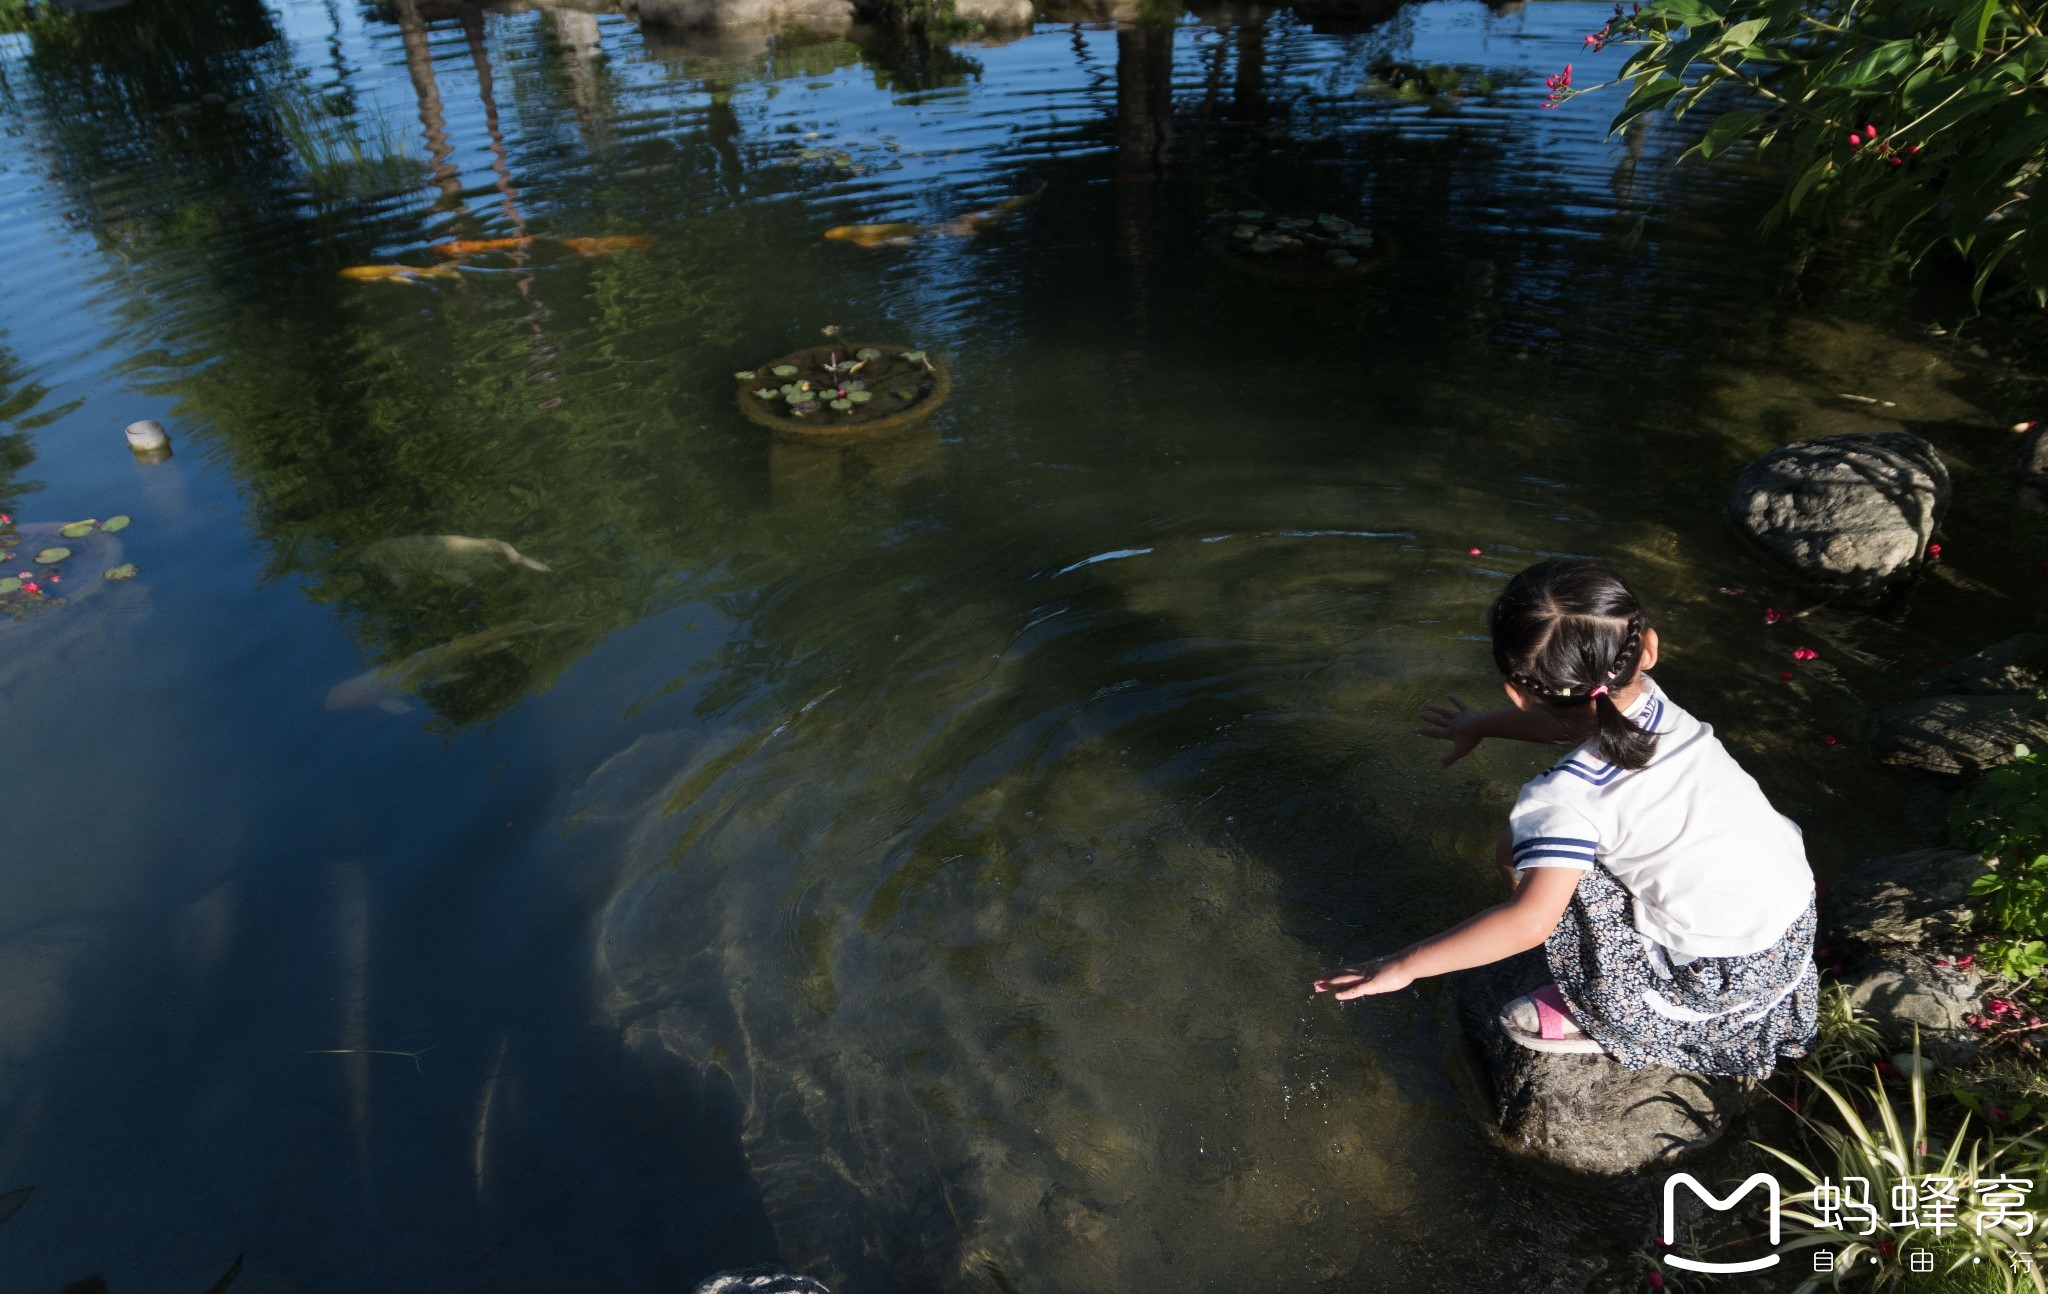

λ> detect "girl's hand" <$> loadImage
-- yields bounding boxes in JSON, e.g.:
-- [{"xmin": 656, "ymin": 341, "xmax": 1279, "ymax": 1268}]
[
  {"xmin": 1313, "ymin": 956, "xmax": 1415, "ymax": 1000},
  {"xmin": 1416, "ymin": 693, "xmax": 1485, "ymax": 768}
]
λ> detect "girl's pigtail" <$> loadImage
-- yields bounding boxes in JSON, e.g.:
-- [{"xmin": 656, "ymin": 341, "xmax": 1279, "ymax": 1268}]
[{"xmin": 1591, "ymin": 691, "xmax": 1657, "ymax": 770}]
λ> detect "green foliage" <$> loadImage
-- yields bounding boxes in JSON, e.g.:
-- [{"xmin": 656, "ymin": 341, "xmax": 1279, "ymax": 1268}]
[
  {"xmin": 1757, "ymin": 1033, "xmax": 2048, "ymax": 1292},
  {"xmin": 1954, "ymin": 745, "xmax": 2048, "ymax": 982},
  {"xmin": 1811, "ymin": 981, "xmax": 1889, "ymax": 1085},
  {"xmin": 1572, "ymin": 0, "xmax": 2048, "ymax": 300}
]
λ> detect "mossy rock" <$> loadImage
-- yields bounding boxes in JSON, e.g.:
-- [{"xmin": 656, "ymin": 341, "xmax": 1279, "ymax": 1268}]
[
  {"xmin": 734, "ymin": 343, "xmax": 951, "ymax": 440},
  {"xmin": 1209, "ymin": 210, "xmax": 1388, "ymax": 286}
]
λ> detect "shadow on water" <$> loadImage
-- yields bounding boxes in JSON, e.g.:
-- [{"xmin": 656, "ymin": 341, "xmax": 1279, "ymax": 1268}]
[{"xmin": 0, "ymin": 0, "xmax": 2043, "ymax": 1286}]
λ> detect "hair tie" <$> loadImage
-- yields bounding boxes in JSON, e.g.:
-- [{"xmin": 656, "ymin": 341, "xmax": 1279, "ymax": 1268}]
[{"xmin": 1588, "ymin": 684, "xmax": 1609, "ymax": 699}]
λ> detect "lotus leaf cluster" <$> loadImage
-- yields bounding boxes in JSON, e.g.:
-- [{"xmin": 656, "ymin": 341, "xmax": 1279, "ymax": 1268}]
[
  {"xmin": 778, "ymin": 132, "xmax": 906, "ymax": 178},
  {"xmin": 1212, "ymin": 210, "xmax": 1379, "ymax": 278},
  {"xmin": 734, "ymin": 343, "xmax": 947, "ymax": 438},
  {"xmin": 0, "ymin": 514, "xmax": 136, "ymax": 616}
]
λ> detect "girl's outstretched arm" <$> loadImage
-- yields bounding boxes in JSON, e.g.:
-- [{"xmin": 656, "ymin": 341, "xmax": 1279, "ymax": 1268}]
[
  {"xmin": 1312, "ymin": 866, "xmax": 1580, "ymax": 999},
  {"xmin": 1416, "ymin": 692, "xmax": 1577, "ymax": 767}
]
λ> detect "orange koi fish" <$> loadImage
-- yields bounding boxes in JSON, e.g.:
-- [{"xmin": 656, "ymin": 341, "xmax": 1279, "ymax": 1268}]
[
  {"xmin": 338, "ymin": 264, "xmax": 462, "ymax": 284},
  {"xmin": 561, "ymin": 235, "xmax": 656, "ymax": 257},
  {"xmin": 429, "ymin": 236, "xmax": 535, "ymax": 257},
  {"xmin": 825, "ymin": 184, "xmax": 1045, "ymax": 248},
  {"xmin": 822, "ymin": 222, "xmax": 925, "ymax": 248}
]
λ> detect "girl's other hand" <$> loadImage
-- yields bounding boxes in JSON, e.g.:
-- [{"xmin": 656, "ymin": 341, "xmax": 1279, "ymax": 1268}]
[
  {"xmin": 1416, "ymin": 693, "xmax": 1483, "ymax": 767},
  {"xmin": 1313, "ymin": 956, "xmax": 1414, "ymax": 1000}
]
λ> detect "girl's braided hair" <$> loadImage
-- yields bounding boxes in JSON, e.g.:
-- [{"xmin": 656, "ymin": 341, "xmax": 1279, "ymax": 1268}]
[{"xmin": 1488, "ymin": 559, "xmax": 1660, "ymax": 771}]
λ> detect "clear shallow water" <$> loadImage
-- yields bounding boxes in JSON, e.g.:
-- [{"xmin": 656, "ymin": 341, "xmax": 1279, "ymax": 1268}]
[{"xmin": 0, "ymin": 0, "xmax": 2040, "ymax": 1288}]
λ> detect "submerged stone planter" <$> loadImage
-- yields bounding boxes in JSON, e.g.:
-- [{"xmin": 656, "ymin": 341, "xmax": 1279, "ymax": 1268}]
[
  {"xmin": 736, "ymin": 343, "xmax": 949, "ymax": 440},
  {"xmin": 1210, "ymin": 210, "xmax": 1385, "ymax": 286}
]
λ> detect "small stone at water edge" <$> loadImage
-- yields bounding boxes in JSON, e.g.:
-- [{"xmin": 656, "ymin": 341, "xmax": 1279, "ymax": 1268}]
[
  {"xmin": 1890, "ymin": 1052, "xmax": 1934, "ymax": 1080},
  {"xmin": 103, "ymin": 564, "xmax": 139, "ymax": 582}
]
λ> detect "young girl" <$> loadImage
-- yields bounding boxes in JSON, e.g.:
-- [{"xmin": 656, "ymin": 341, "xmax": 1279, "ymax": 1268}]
[{"xmin": 1313, "ymin": 560, "xmax": 1818, "ymax": 1078}]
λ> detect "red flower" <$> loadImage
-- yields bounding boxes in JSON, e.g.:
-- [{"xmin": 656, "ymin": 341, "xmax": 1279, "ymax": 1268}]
[
  {"xmin": 1765, "ymin": 607, "xmax": 1784, "ymax": 623},
  {"xmin": 1780, "ymin": 671, "xmax": 1793, "ymax": 681},
  {"xmin": 1848, "ymin": 133, "xmax": 1864, "ymax": 148},
  {"xmin": 1877, "ymin": 1059, "xmax": 1899, "ymax": 1077},
  {"xmin": 1793, "ymin": 647, "xmax": 1818, "ymax": 661},
  {"xmin": 1928, "ymin": 543, "xmax": 1942, "ymax": 558},
  {"xmin": 1992, "ymin": 1106, "xmax": 2009, "ymax": 1122},
  {"xmin": 1646, "ymin": 1274, "xmax": 1665, "ymax": 1290},
  {"xmin": 20, "ymin": 581, "xmax": 38, "ymax": 595},
  {"xmin": 1823, "ymin": 735, "xmax": 1838, "ymax": 746},
  {"xmin": 1889, "ymin": 157, "xmax": 1905, "ymax": 168},
  {"xmin": 1864, "ymin": 124, "xmax": 1879, "ymax": 139},
  {"xmin": 1958, "ymin": 954, "xmax": 1975, "ymax": 967},
  {"xmin": 1877, "ymin": 1241, "xmax": 1896, "ymax": 1259}
]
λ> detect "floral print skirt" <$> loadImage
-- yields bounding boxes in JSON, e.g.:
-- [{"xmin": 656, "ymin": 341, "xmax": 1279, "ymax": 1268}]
[{"xmin": 1542, "ymin": 862, "xmax": 1819, "ymax": 1079}]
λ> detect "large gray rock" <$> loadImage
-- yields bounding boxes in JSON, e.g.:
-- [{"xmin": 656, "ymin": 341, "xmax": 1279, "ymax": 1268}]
[
  {"xmin": 1453, "ymin": 952, "xmax": 1746, "ymax": 1177},
  {"xmin": 1728, "ymin": 432, "xmax": 1950, "ymax": 601},
  {"xmin": 1843, "ymin": 951, "xmax": 1985, "ymax": 1065},
  {"xmin": 1918, "ymin": 635, "xmax": 2048, "ymax": 696},
  {"xmin": 2023, "ymin": 424, "xmax": 2048, "ymax": 489},
  {"xmin": 1823, "ymin": 848, "xmax": 1988, "ymax": 955},
  {"xmin": 1824, "ymin": 849, "xmax": 1989, "ymax": 1064},
  {"xmin": 1872, "ymin": 694, "xmax": 2048, "ymax": 775}
]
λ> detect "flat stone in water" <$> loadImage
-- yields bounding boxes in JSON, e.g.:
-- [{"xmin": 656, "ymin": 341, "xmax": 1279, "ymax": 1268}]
[
  {"xmin": 1917, "ymin": 634, "xmax": 2048, "ymax": 695},
  {"xmin": 1871, "ymin": 695, "xmax": 2048, "ymax": 776}
]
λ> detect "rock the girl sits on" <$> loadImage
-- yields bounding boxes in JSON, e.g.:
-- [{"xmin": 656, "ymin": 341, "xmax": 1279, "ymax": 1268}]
[{"xmin": 1316, "ymin": 560, "xmax": 1818, "ymax": 1076}]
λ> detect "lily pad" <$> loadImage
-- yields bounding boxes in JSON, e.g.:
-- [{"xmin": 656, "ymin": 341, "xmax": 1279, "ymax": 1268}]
[
  {"xmin": 103, "ymin": 564, "xmax": 138, "ymax": 582},
  {"xmin": 734, "ymin": 369, "xmax": 759, "ymax": 380},
  {"xmin": 33, "ymin": 547, "xmax": 70, "ymax": 564},
  {"xmin": 100, "ymin": 515, "xmax": 131, "ymax": 532},
  {"xmin": 830, "ymin": 398, "xmax": 854, "ymax": 411},
  {"xmin": 902, "ymin": 350, "xmax": 928, "ymax": 363},
  {"xmin": 785, "ymin": 390, "xmax": 809, "ymax": 403},
  {"xmin": 1239, "ymin": 209, "xmax": 1265, "ymax": 219},
  {"xmin": 0, "ymin": 577, "xmax": 17, "ymax": 594},
  {"xmin": 1331, "ymin": 254, "xmax": 1360, "ymax": 268},
  {"xmin": 772, "ymin": 365, "xmax": 799, "ymax": 377},
  {"xmin": 847, "ymin": 390, "xmax": 873, "ymax": 404},
  {"xmin": 60, "ymin": 521, "xmax": 96, "ymax": 538},
  {"xmin": 856, "ymin": 348, "xmax": 881, "ymax": 360},
  {"xmin": 754, "ymin": 388, "xmax": 780, "ymax": 399}
]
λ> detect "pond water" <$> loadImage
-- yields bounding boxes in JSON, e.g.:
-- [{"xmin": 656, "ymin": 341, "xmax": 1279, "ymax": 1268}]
[{"xmin": 1, "ymin": 0, "xmax": 2041, "ymax": 1288}]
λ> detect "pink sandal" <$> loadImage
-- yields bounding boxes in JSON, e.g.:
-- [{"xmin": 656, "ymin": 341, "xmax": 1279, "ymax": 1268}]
[{"xmin": 1499, "ymin": 984, "xmax": 1604, "ymax": 1054}]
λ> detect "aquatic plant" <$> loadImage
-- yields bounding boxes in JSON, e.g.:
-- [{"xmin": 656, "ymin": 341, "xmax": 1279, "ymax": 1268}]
[
  {"xmin": 1208, "ymin": 209, "xmax": 1381, "ymax": 282},
  {"xmin": 268, "ymin": 87, "xmax": 424, "ymax": 203},
  {"xmin": 1553, "ymin": 0, "xmax": 2048, "ymax": 301},
  {"xmin": 734, "ymin": 343, "xmax": 950, "ymax": 438}
]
